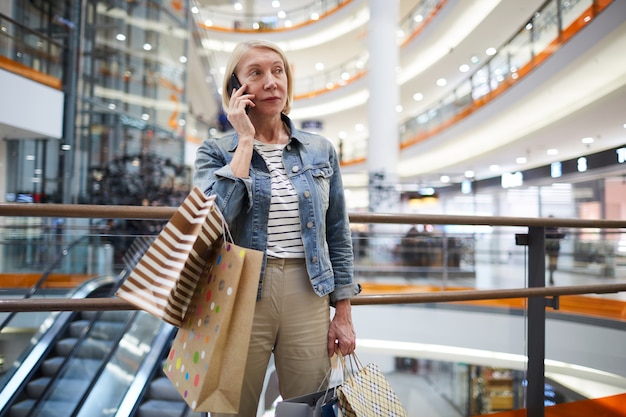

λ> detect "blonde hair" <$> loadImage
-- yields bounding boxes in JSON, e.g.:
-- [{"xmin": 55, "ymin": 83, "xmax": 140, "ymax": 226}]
[{"xmin": 222, "ymin": 40, "xmax": 294, "ymax": 115}]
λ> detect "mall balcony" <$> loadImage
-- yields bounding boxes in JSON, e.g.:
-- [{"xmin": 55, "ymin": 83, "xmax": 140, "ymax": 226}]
[{"xmin": 0, "ymin": 203, "xmax": 624, "ymax": 417}]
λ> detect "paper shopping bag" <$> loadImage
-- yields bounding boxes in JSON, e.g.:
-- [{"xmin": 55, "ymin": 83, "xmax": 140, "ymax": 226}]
[
  {"xmin": 163, "ymin": 242, "xmax": 263, "ymax": 413},
  {"xmin": 116, "ymin": 186, "xmax": 224, "ymax": 326},
  {"xmin": 337, "ymin": 354, "xmax": 407, "ymax": 417}
]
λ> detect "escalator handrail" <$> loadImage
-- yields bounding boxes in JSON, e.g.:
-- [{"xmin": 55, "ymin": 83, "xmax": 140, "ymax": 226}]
[{"xmin": 0, "ymin": 276, "xmax": 117, "ymax": 414}]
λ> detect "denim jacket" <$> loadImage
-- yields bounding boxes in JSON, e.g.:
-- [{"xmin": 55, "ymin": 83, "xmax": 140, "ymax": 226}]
[{"xmin": 193, "ymin": 114, "xmax": 360, "ymax": 304}]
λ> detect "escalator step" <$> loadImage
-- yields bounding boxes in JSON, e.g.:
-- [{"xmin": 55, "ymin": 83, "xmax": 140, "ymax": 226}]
[
  {"xmin": 56, "ymin": 337, "xmax": 113, "ymax": 358},
  {"xmin": 70, "ymin": 319, "xmax": 126, "ymax": 339},
  {"xmin": 10, "ymin": 399, "xmax": 76, "ymax": 417},
  {"xmin": 41, "ymin": 357, "xmax": 102, "ymax": 377},
  {"xmin": 81, "ymin": 310, "xmax": 131, "ymax": 322},
  {"xmin": 138, "ymin": 399, "xmax": 186, "ymax": 417},
  {"xmin": 148, "ymin": 377, "xmax": 184, "ymax": 402},
  {"xmin": 26, "ymin": 377, "xmax": 88, "ymax": 400}
]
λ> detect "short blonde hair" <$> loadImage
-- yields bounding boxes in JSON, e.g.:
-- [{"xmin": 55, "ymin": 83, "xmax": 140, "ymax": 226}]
[{"xmin": 222, "ymin": 40, "xmax": 294, "ymax": 115}]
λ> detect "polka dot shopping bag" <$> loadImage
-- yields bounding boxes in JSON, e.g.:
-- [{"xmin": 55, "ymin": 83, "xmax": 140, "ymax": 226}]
[{"xmin": 163, "ymin": 242, "xmax": 263, "ymax": 413}]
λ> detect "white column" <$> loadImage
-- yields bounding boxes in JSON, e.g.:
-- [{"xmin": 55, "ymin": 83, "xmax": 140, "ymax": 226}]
[{"xmin": 367, "ymin": 0, "xmax": 400, "ymax": 212}]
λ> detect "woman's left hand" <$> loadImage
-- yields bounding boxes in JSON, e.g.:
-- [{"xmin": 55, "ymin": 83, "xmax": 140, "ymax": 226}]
[{"xmin": 328, "ymin": 299, "xmax": 356, "ymax": 356}]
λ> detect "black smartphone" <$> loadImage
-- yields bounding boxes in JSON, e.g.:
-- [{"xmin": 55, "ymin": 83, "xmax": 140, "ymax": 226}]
[{"xmin": 228, "ymin": 73, "xmax": 249, "ymax": 113}]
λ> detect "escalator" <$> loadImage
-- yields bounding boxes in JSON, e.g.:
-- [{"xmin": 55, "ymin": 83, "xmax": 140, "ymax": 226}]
[{"xmin": 0, "ymin": 276, "xmax": 200, "ymax": 417}]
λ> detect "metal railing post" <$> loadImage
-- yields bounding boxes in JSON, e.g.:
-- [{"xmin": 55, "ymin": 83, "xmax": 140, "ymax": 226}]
[{"xmin": 527, "ymin": 226, "xmax": 546, "ymax": 417}]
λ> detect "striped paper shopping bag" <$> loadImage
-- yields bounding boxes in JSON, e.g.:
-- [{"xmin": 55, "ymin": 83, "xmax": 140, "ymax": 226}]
[{"xmin": 116, "ymin": 186, "xmax": 225, "ymax": 326}]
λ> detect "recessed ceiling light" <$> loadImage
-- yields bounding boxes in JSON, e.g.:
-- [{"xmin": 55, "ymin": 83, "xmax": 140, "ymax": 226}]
[
  {"xmin": 413, "ymin": 93, "xmax": 423, "ymax": 101},
  {"xmin": 581, "ymin": 137, "xmax": 594, "ymax": 144},
  {"xmin": 516, "ymin": 157, "xmax": 527, "ymax": 164},
  {"xmin": 355, "ymin": 123, "xmax": 364, "ymax": 132},
  {"xmin": 459, "ymin": 64, "xmax": 470, "ymax": 73},
  {"xmin": 547, "ymin": 148, "xmax": 558, "ymax": 155},
  {"xmin": 486, "ymin": 47, "xmax": 497, "ymax": 56},
  {"xmin": 115, "ymin": 33, "xmax": 126, "ymax": 41},
  {"xmin": 440, "ymin": 175, "xmax": 450, "ymax": 183},
  {"xmin": 272, "ymin": 1, "xmax": 280, "ymax": 7},
  {"xmin": 464, "ymin": 170, "xmax": 475, "ymax": 178},
  {"xmin": 234, "ymin": 2, "xmax": 242, "ymax": 11},
  {"xmin": 395, "ymin": 105, "xmax": 403, "ymax": 112},
  {"xmin": 436, "ymin": 78, "xmax": 447, "ymax": 87},
  {"xmin": 489, "ymin": 164, "xmax": 500, "ymax": 172},
  {"xmin": 277, "ymin": 10, "xmax": 286, "ymax": 19}
]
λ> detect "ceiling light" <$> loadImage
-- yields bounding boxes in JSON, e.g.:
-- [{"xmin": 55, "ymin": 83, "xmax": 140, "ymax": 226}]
[
  {"xmin": 464, "ymin": 170, "xmax": 475, "ymax": 178},
  {"xmin": 272, "ymin": 1, "xmax": 280, "ymax": 7},
  {"xmin": 204, "ymin": 19, "xmax": 213, "ymax": 27},
  {"xmin": 396, "ymin": 29, "xmax": 405, "ymax": 38},
  {"xmin": 234, "ymin": 2, "xmax": 242, "ymax": 11},
  {"xmin": 413, "ymin": 93, "xmax": 423, "ymax": 101},
  {"xmin": 489, "ymin": 164, "xmax": 500, "ymax": 172},
  {"xmin": 338, "ymin": 131, "xmax": 347, "ymax": 139},
  {"xmin": 191, "ymin": 6, "xmax": 199, "ymax": 14},
  {"xmin": 310, "ymin": 12, "xmax": 320, "ymax": 20},
  {"xmin": 516, "ymin": 157, "xmax": 527, "ymax": 164},
  {"xmin": 440, "ymin": 175, "xmax": 450, "ymax": 183},
  {"xmin": 622, "ymin": 123, "xmax": 626, "ymax": 128},
  {"xmin": 471, "ymin": 56, "xmax": 479, "ymax": 64},
  {"xmin": 277, "ymin": 11, "xmax": 286, "ymax": 19},
  {"xmin": 547, "ymin": 148, "xmax": 558, "ymax": 155},
  {"xmin": 179, "ymin": 56, "xmax": 187, "ymax": 63},
  {"xmin": 395, "ymin": 105, "xmax": 403, "ymax": 112},
  {"xmin": 355, "ymin": 123, "xmax": 364, "ymax": 131},
  {"xmin": 341, "ymin": 72, "xmax": 350, "ymax": 80},
  {"xmin": 143, "ymin": 43, "xmax": 152, "ymax": 51},
  {"xmin": 141, "ymin": 113, "xmax": 150, "ymax": 121},
  {"xmin": 581, "ymin": 137, "xmax": 594, "ymax": 144},
  {"xmin": 284, "ymin": 20, "xmax": 292, "ymax": 27},
  {"xmin": 486, "ymin": 47, "xmax": 497, "ymax": 56},
  {"xmin": 315, "ymin": 62, "xmax": 324, "ymax": 71},
  {"xmin": 436, "ymin": 78, "xmax": 447, "ymax": 87},
  {"xmin": 525, "ymin": 22, "xmax": 533, "ymax": 30},
  {"xmin": 115, "ymin": 33, "xmax": 126, "ymax": 41},
  {"xmin": 459, "ymin": 64, "xmax": 470, "ymax": 73},
  {"xmin": 413, "ymin": 14, "xmax": 423, "ymax": 23}
]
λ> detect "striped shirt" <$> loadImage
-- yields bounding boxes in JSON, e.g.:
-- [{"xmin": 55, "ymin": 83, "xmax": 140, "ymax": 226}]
[{"xmin": 254, "ymin": 140, "xmax": 305, "ymax": 258}]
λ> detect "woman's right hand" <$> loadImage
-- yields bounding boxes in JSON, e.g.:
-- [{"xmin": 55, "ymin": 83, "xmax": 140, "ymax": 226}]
[{"xmin": 227, "ymin": 84, "xmax": 255, "ymax": 139}]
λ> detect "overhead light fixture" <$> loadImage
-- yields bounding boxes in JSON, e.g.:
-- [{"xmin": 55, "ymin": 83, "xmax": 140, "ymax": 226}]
[
  {"xmin": 489, "ymin": 164, "xmax": 500, "ymax": 172},
  {"xmin": 436, "ymin": 78, "xmax": 447, "ymax": 87},
  {"xmin": 272, "ymin": 0, "xmax": 280, "ymax": 7},
  {"xmin": 581, "ymin": 137, "xmax": 594, "ymax": 144},
  {"xmin": 413, "ymin": 92, "xmax": 423, "ymax": 101},
  {"xmin": 486, "ymin": 47, "xmax": 497, "ymax": 56},
  {"xmin": 516, "ymin": 157, "xmax": 527, "ymax": 164},
  {"xmin": 440, "ymin": 175, "xmax": 450, "ymax": 183},
  {"xmin": 459, "ymin": 64, "xmax": 470, "ymax": 73},
  {"xmin": 547, "ymin": 148, "xmax": 558, "ymax": 155},
  {"xmin": 115, "ymin": 33, "xmax": 126, "ymax": 41},
  {"xmin": 464, "ymin": 170, "xmax": 475, "ymax": 178}
]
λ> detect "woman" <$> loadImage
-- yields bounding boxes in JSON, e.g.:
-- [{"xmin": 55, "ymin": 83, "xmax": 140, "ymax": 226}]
[{"xmin": 193, "ymin": 40, "xmax": 360, "ymax": 416}]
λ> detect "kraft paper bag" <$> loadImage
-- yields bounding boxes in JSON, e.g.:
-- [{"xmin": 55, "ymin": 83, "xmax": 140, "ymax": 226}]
[
  {"xmin": 116, "ymin": 186, "xmax": 224, "ymax": 326},
  {"xmin": 163, "ymin": 242, "xmax": 263, "ymax": 413}
]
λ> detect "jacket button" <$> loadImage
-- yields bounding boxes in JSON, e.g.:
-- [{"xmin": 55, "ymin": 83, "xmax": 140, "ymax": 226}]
[
  {"xmin": 312, "ymin": 256, "xmax": 318, "ymax": 263},
  {"xmin": 307, "ymin": 221, "xmax": 314, "ymax": 228},
  {"xmin": 292, "ymin": 166, "xmax": 300, "ymax": 173},
  {"xmin": 317, "ymin": 284, "xmax": 323, "ymax": 291},
  {"xmin": 304, "ymin": 191, "xmax": 311, "ymax": 198},
  {"xmin": 286, "ymin": 145, "xmax": 292, "ymax": 151}
]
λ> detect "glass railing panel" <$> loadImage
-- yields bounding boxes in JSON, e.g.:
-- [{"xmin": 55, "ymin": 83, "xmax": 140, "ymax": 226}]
[
  {"xmin": 531, "ymin": 0, "xmax": 560, "ymax": 56},
  {"xmin": 561, "ymin": 0, "xmax": 595, "ymax": 29},
  {"xmin": 0, "ymin": 14, "xmax": 63, "ymax": 80}
]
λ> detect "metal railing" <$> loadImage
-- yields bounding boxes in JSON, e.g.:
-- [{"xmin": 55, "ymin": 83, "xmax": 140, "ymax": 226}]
[{"xmin": 1, "ymin": 203, "xmax": 625, "ymax": 416}]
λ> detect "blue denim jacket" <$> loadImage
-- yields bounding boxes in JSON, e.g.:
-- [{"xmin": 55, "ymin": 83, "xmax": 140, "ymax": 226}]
[{"xmin": 193, "ymin": 115, "xmax": 360, "ymax": 304}]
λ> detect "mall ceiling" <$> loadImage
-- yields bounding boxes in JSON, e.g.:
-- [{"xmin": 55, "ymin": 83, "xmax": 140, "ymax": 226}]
[{"xmin": 192, "ymin": 0, "xmax": 626, "ymax": 189}]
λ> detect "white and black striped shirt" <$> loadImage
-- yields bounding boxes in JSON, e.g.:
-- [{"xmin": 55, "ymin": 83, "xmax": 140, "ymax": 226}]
[{"xmin": 254, "ymin": 141, "xmax": 305, "ymax": 258}]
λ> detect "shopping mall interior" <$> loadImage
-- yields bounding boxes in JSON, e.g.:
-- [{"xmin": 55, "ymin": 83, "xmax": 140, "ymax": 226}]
[{"xmin": 0, "ymin": 0, "xmax": 625, "ymax": 416}]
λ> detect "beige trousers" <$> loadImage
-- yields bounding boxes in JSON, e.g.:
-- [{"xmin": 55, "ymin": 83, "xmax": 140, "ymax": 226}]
[{"xmin": 212, "ymin": 258, "xmax": 331, "ymax": 417}]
